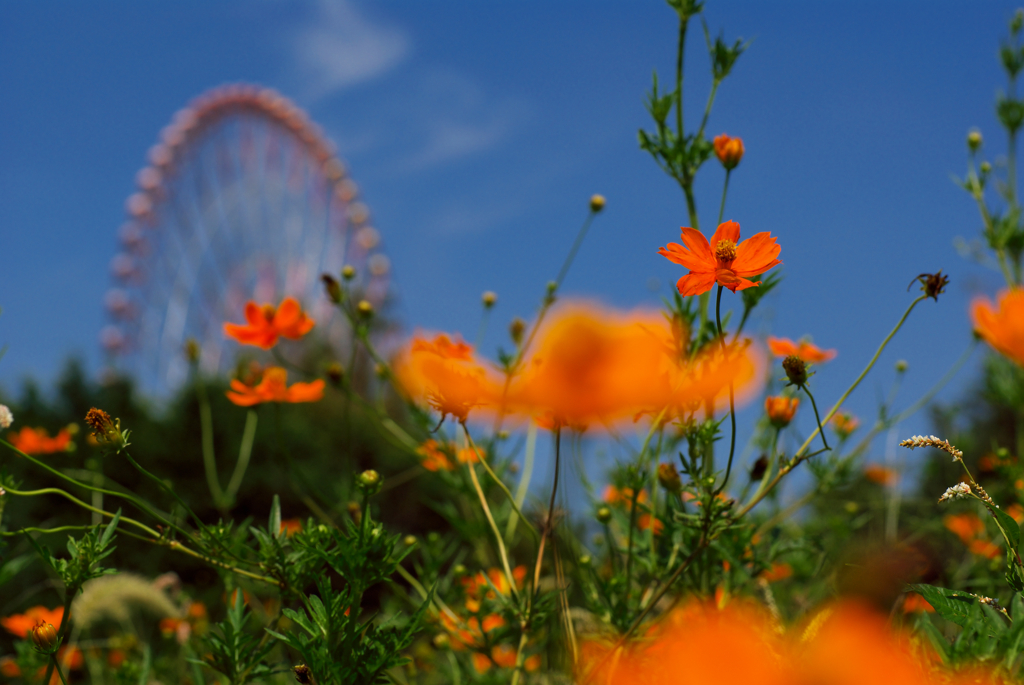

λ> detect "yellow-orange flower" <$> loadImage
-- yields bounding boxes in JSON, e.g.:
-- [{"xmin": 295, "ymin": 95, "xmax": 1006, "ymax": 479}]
[
  {"xmin": 972, "ymin": 288, "xmax": 1024, "ymax": 366},
  {"xmin": 9, "ymin": 426, "xmax": 74, "ymax": 455},
  {"xmin": 416, "ymin": 439, "xmax": 455, "ymax": 471},
  {"xmin": 764, "ymin": 395, "xmax": 799, "ymax": 428},
  {"xmin": 713, "ymin": 134, "xmax": 745, "ymax": 169},
  {"xmin": 659, "ymin": 220, "xmax": 781, "ymax": 296},
  {"xmin": 637, "ymin": 514, "xmax": 664, "ymax": 536},
  {"xmin": 506, "ymin": 302, "xmax": 764, "ymax": 428},
  {"xmin": 760, "ymin": 561, "xmax": 793, "ymax": 583},
  {"xmin": 767, "ymin": 336, "xmax": 837, "ymax": 364},
  {"xmin": 225, "ymin": 367, "xmax": 324, "ymax": 406},
  {"xmin": 223, "ymin": 297, "xmax": 314, "ymax": 349},
  {"xmin": 1, "ymin": 606, "xmax": 64, "ymax": 638},
  {"xmin": 393, "ymin": 334, "xmax": 500, "ymax": 422}
]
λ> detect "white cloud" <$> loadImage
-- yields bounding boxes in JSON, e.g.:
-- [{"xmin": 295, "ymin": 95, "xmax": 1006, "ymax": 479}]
[{"xmin": 291, "ymin": 0, "xmax": 409, "ymax": 100}]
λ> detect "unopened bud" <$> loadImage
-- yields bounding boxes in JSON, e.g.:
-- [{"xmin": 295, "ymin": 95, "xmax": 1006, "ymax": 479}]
[
  {"xmin": 1013, "ymin": 8, "xmax": 1023, "ymax": 35},
  {"xmin": 342, "ymin": 265, "xmax": 356, "ymax": 281},
  {"xmin": 895, "ymin": 359, "xmax": 908, "ymax": 373},
  {"xmin": 403, "ymin": 535, "xmax": 417, "ymax": 546},
  {"xmin": 452, "ymin": 564, "xmax": 467, "ymax": 576},
  {"xmin": 293, "ymin": 664, "xmax": 315, "ymax": 685},
  {"xmin": 374, "ymin": 363, "xmax": 388, "ymax": 379},
  {"xmin": 967, "ymin": 129, "xmax": 982, "ymax": 152},
  {"xmin": 509, "ymin": 318, "xmax": 526, "ymax": 345},
  {"xmin": 657, "ymin": 462, "xmax": 682, "ymax": 493},
  {"xmin": 782, "ymin": 356, "xmax": 807, "ymax": 387},
  {"xmin": 482, "ymin": 291, "xmax": 497, "ymax": 309},
  {"xmin": 579, "ymin": 554, "xmax": 592, "ymax": 566},
  {"xmin": 30, "ymin": 622, "xmax": 59, "ymax": 654},
  {"xmin": 357, "ymin": 300, "xmax": 373, "ymax": 318},
  {"xmin": 432, "ymin": 633, "xmax": 451, "ymax": 649},
  {"xmin": 84, "ymin": 408, "xmax": 124, "ymax": 448},
  {"xmin": 909, "ymin": 271, "xmax": 950, "ymax": 302},
  {"xmin": 589, "ymin": 194, "xmax": 606, "ymax": 212},
  {"xmin": 357, "ymin": 469, "xmax": 382, "ymax": 495},
  {"xmin": 750, "ymin": 455, "xmax": 768, "ymax": 482},
  {"xmin": 321, "ymin": 274, "xmax": 342, "ymax": 303},
  {"xmin": 981, "ymin": 161, "xmax": 993, "ymax": 174},
  {"xmin": 596, "ymin": 506, "xmax": 612, "ymax": 523},
  {"xmin": 347, "ymin": 501, "xmax": 362, "ymax": 524},
  {"xmin": 326, "ymin": 362, "xmax": 344, "ymax": 385},
  {"xmin": 184, "ymin": 338, "xmax": 200, "ymax": 364}
]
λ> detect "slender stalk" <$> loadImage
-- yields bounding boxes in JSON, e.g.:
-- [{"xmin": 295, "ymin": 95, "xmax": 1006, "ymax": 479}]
[
  {"xmin": 625, "ymin": 487, "xmax": 640, "ymax": 602},
  {"xmin": 737, "ymin": 294, "xmax": 928, "ymax": 518},
  {"xmin": 717, "ymin": 169, "xmax": 731, "ymax": 225},
  {"xmin": 462, "ymin": 423, "xmax": 538, "ymax": 541},
  {"xmin": 675, "ymin": 15, "xmax": 687, "ymax": 148},
  {"xmin": 50, "ymin": 655, "xmax": 69, "ymax": 685},
  {"xmin": 713, "ymin": 286, "xmax": 737, "ymax": 493},
  {"xmin": 555, "ymin": 211, "xmax": 598, "ymax": 288},
  {"xmin": 224, "ymin": 409, "xmax": 259, "ymax": 505},
  {"xmin": 41, "ymin": 588, "xmax": 76, "ymax": 685},
  {"xmin": 465, "ymin": 456, "xmax": 519, "ymax": 603},
  {"xmin": 802, "ymin": 385, "xmax": 830, "ymax": 452},
  {"xmin": 505, "ymin": 422, "xmax": 537, "ymax": 542},
  {"xmin": 697, "ymin": 79, "xmax": 721, "ymax": 142},
  {"xmin": 532, "ymin": 427, "xmax": 563, "ymax": 593},
  {"xmin": 196, "ymin": 376, "xmax": 225, "ymax": 508},
  {"xmin": 121, "ymin": 450, "xmax": 206, "ymax": 533}
]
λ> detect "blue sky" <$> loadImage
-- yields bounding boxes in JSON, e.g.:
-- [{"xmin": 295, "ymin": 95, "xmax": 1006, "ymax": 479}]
[{"xmin": 1, "ymin": 1, "xmax": 1021, "ymax": 498}]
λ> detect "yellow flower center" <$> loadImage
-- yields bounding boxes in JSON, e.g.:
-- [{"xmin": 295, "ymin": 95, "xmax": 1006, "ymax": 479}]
[
  {"xmin": 715, "ymin": 239, "xmax": 737, "ymax": 262},
  {"xmin": 262, "ymin": 304, "xmax": 276, "ymax": 322}
]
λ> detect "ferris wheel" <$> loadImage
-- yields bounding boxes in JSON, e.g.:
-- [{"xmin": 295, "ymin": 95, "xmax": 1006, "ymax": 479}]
[{"xmin": 102, "ymin": 84, "xmax": 392, "ymax": 391}]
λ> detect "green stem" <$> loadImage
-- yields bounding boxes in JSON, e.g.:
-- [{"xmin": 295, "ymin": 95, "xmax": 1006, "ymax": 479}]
[
  {"xmin": 697, "ymin": 79, "xmax": 721, "ymax": 142},
  {"xmin": 717, "ymin": 168, "xmax": 731, "ymax": 225},
  {"xmin": 625, "ymin": 487, "xmax": 640, "ymax": 603},
  {"xmin": 736, "ymin": 294, "xmax": 928, "ymax": 518},
  {"xmin": 713, "ymin": 285, "xmax": 737, "ymax": 493},
  {"xmin": 41, "ymin": 587, "xmax": 75, "ymax": 685},
  {"xmin": 224, "ymin": 409, "xmax": 258, "ymax": 505},
  {"xmin": 462, "ymin": 423, "xmax": 538, "ymax": 541},
  {"xmin": 531, "ymin": 427, "xmax": 562, "ymax": 595},
  {"xmin": 196, "ymin": 376, "xmax": 225, "ymax": 508},
  {"xmin": 505, "ymin": 422, "xmax": 537, "ymax": 542},
  {"xmin": 675, "ymin": 15, "xmax": 687, "ymax": 145},
  {"xmin": 121, "ymin": 450, "xmax": 206, "ymax": 532},
  {"xmin": 802, "ymin": 385, "xmax": 830, "ymax": 452},
  {"xmin": 554, "ymin": 210, "xmax": 598, "ymax": 288},
  {"xmin": 465, "ymin": 453, "xmax": 520, "ymax": 603}
]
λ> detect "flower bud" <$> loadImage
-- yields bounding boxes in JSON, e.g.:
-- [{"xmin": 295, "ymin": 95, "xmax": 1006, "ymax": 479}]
[
  {"xmin": 765, "ymin": 396, "xmax": 799, "ymax": 428},
  {"xmin": 357, "ymin": 300, "xmax": 373, "ymax": 318},
  {"xmin": 909, "ymin": 271, "xmax": 949, "ymax": 302},
  {"xmin": 326, "ymin": 362, "xmax": 344, "ymax": 386},
  {"xmin": 482, "ymin": 291, "xmax": 497, "ymax": 309},
  {"xmin": 578, "ymin": 554, "xmax": 592, "ymax": 567},
  {"xmin": 1014, "ymin": 9, "xmax": 1023, "ymax": 35},
  {"xmin": 432, "ymin": 633, "xmax": 451, "ymax": 649},
  {"xmin": 967, "ymin": 129, "xmax": 983, "ymax": 152},
  {"xmin": 403, "ymin": 535, "xmax": 417, "ymax": 546},
  {"xmin": 184, "ymin": 338, "xmax": 200, "ymax": 364},
  {"xmin": 346, "ymin": 501, "xmax": 362, "ymax": 524},
  {"xmin": 357, "ymin": 469, "xmax": 382, "ymax": 495},
  {"xmin": 30, "ymin": 622, "xmax": 59, "ymax": 654},
  {"xmin": 589, "ymin": 194, "xmax": 606, "ymax": 212},
  {"xmin": 782, "ymin": 356, "xmax": 807, "ymax": 387},
  {"xmin": 452, "ymin": 563, "xmax": 467, "ymax": 576},
  {"xmin": 895, "ymin": 359, "xmax": 908, "ymax": 373},
  {"xmin": 713, "ymin": 134, "xmax": 745, "ymax": 170},
  {"xmin": 374, "ymin": 363, "xmax": 388, "ymax": 379},
  {"xmin": 750, "ymin": 455, "xmax": 768, "ymax": 482},
  {"xmin": 509, "ymin": 318, "xmax": 526, "ymax": 345},
  {"xmin": 342, "ymin": 265, "xmax": 356, "ymax": 281},
  {"xmin": 657, "ymin": 463, "xmax": 682, "ymax": 493},
  {"xmin": 321, "ymin": 273, "xmax": 342, "ymax": 303},
  {"xmin": 293, "ymin": 664, "xmax": 315, "ymax": 684},
  {"xmin": 596, "ymin": 505, "xmax": 612, "ymax": 523},
  {"xmin": 981, "ymin": 161, "xmax": 993, "ymax": 174}
]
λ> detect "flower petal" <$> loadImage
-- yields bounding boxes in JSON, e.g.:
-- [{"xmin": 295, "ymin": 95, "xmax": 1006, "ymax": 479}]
[
  {"xmin": 676, "ymin": 271, "xmax": 716, "ymax": 297},
  {"xmin": 709, "ymin": 221, "xmax": 741, "ymax": 248},
  {"xmin": 733, "ymin": 232, "xmax": 782, "ymax": 276},
  {"xmin": 767, "ymin": 337, "xmax": 798, "ymax": 357}
]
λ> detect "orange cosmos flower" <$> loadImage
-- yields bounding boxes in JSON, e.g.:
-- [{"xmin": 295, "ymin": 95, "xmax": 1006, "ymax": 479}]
[
  {"xmin": 764, "ymin": 395, "xmax": 799, "ymax": 428},
  {"xmin": 279, "ymin": 518, "xmax": 302, "ymax": 536},
  {"xmin": 767, "ymin": 336, "xmax": 837, "ymax": 364},
  {"xmin": 506, "ymin": 301, "xmax": 764, "ymax": 428},
  {"xmin": 637, "ymin": 514, "xmax": 664, "ymax": 536},
  {"xmin": 225, "ymin": 366, "xmax": 324, "ymax": 406},
  {"xmin": 603, "ymin": 485, "xmax": 649, "ymax": 507},
  {"xmin": 972, "ymin": 288, "xmax": 1024, "ymax": 367},
  {"xmin": 223, "ymin": 297, "xmax": 314, "ymax": 349},
  {"xmin": 864, "ymin": 464, "xmax": 897, "ymax": 486},
  {"xmin": 416, "ymin": 439, "xmax": 455, "ymax": 471},
  {"xmin": 393, "ymin": 334, "xmax": 500, "ymax": 423},
  {"xmin": 9, "ymin": 426, "xmax": 74, "ymax": 455},
  {"xmin": 760, "ymin": 561, "xmax": 793, "ymax": 583},
  {"xmin": 658, "ymin": 220, "xmax": 781, "ymax": 296},
  {"xmin": 901, "ymin": 592, "xmax": 935, "ymax": 614},
  {"xmin": 1, "ymin": 606, "xmax": 64, "ymax": 638},
  {"xmin": 713, "ymin": 134, "xmax": 745, "ymax": 169},
  {"xmin": 968, "ymin": 539, "xmax": 1001, "ymax": 559}
]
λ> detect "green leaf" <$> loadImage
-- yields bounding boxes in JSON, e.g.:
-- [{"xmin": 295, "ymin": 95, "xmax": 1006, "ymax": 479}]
[
  {"xmin": 270, "ymin": 495, "xmax": 282, "ymax": 540},
  {"xmin": 990, "ymin": 504, "xmax": 1021, "ymax": 554},
  {"xmin": 907, "ymin": 584, "xmax": 981, "ymax": 628}
]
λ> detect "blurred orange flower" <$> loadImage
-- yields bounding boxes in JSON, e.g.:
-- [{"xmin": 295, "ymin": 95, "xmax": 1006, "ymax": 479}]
[
  {"xmin": 393, "ymin": 334, "xmax": 500, "ymax": 422},
  {"xmin": 603, "ymin": 485, "xmax": 649, "ymax": 507},
  {"xmin": 944, "ymin": 512, "xmax": 986, "ymax": 545},
  {"xmin": 417, "ymin": 439, "xmax": 455, "ymax": 471},
  {"xmin": 1, "ymin": 606, "xmax": 64, "ymax": 638},
  {"xmin": 901, "ymin": 592, "xmax": 935, "ymax": 614},
  {"xmin": 226, "ymin": 367, "xmax": 324, "ymax": 406},
  {"xmin": 637, "ymin": 514, "xmax": 664, "ymax": 536},
  {"xmin": 864, "ymin": 464, "xmax": 897, "ymax": 486},
  {"xmin": 767, "ymin": 336, "xmax": 837, "ymax": 364},
  {"xmin": 506, "ymin": 302, "xmax": 764, "ymax": 428},
  {"xmin": 713, "ymin": 134, "xmax": 745, "ymax": 169},
  {"xmin": 279, "ymin": 518, "xmax": 302, "ymax": 536},
  {"xmin": 761, "ymin": 561, "xmax": 793, "ymax": 583},
  {"xmin": 765, "ymin": 395, "xmax": 799, "ymax": 428},
  {"xmin": 831, "ymin": 411, "xmax": 860, "ymax": 439},
  {"xmin": 9, "ymin": 426, "xmax": 74, "ymax": 455},
  {"xmin": 659, "ymin": 220, "xmax": 781, "ymax": 296},
  {"xmin": 969, "ymin": 539, "xmax": 1002, "ymax": 560},
  {"xmin": 972, "ymin": 288, "xmax": 1024, "ymax": 367},
  {"xmin": 223, "ymin": 297, "xmax": 314, "ymax": 349},
  {"xmin": 1007, "ymin": 503, "xmax": 1024, "ymax": 523}
]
